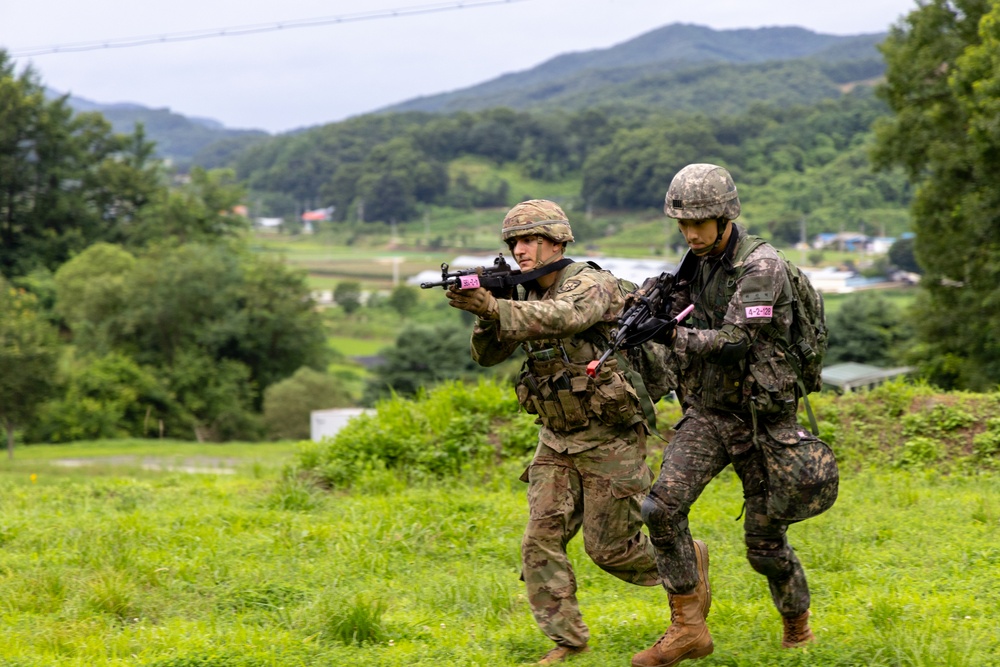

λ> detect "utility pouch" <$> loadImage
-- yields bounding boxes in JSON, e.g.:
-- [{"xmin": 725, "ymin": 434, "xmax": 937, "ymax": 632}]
[
  {"xmin": 758, "ymin": 422, "xmax": 839, "ymax": 522},
  {"xmin": 589, "ymin": 362, "xmax": 640, "ymax": 427},
  {"xmin": 747, "ymin": 359, "xmax": 796, "ymax": 415},
  {"xmin": 518, "ymin": 359, "xmax": 593, "ymax": 433}
]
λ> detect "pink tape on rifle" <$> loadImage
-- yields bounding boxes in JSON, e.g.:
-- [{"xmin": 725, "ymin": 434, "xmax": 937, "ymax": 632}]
[
  {"xmin": 459, "ymin": 275, "xmax": 481, "ymax": 289},
  {"xmin": 745, "ymin": 305, "xmax": 773, "ymax": 318}
]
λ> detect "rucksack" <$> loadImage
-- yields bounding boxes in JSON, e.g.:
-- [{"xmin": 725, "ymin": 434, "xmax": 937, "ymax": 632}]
[{"xmin": 733, "ymin": 236, "xmax": 828, "ymax": 431}]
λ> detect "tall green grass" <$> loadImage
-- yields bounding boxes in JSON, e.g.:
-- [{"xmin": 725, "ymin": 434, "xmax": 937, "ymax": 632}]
[{"xmin": 2, "ymin": 380, "xmax": 998, "ymax": 665}]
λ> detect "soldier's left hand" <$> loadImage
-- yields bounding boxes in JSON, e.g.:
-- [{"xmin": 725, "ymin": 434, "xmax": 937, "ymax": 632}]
[{"xmin": 448, "ymin": 285, "xmax": 499, "ymax": 319}]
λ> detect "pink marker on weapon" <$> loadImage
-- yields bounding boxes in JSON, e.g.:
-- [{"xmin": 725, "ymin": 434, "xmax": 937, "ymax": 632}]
[{"xmin": 458, "ymin": 275, "xmax": 481, "ymax": 289}]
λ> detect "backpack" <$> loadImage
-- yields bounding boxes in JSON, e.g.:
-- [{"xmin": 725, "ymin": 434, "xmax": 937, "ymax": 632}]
[{"xmin": 734, "ymin": 236, "xmax": 829, "ymax": 431}]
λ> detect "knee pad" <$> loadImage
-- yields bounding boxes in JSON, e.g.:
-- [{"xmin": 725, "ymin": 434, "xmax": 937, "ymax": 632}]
[
  {"xmin": 745, "ymin": 540, "xmax": 792, "ymax": 579},
  {"xmin": 641, "ymin": 494, "xmax": 684, "ymax": 546}
]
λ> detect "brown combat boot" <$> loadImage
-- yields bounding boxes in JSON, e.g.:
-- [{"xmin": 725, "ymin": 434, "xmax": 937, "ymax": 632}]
[
  {"xmin": 537, "ymin": 644, "xmax": 590, "ymax": 665},
  {"xmin": 781, "ymin": 610, "xmax": 816, "ymax": 648},
  {"xmin": 630, "ymin": 591, "xmax": 713, "ymax": 667},
  {"xmin": 692, "ymin": 539, "xmax": 711, "ymax": 619}
]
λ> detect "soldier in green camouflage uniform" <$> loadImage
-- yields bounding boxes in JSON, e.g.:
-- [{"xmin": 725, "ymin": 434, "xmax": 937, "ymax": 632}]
[
  {"xmin": 630, "ymin": 165, "xmax": 816, "ymax": 667},
  {"xmin": 448, "ymin": 200, "xmax": 665, "ymax": 666}
]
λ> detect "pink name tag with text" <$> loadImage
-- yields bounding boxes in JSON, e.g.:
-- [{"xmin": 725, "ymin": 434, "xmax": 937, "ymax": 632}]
[
  {"xmin": 745, "ymin": 305, "xmax": 773, "ymax": 319},
  {"xmin": 459, "ymin": 275, "xmax": 481, "ymax": 289}
]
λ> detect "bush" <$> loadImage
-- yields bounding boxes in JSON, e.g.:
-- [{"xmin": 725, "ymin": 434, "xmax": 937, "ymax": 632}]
[
  {"xmin": 299, "ymin": 378, "xmax": 519, "ymax": 489},
  {"xmin": 262, "ymin": 367, "xmax": 353, "ymax": 440},
  {"xmin": 28, "ymin": 353, "xmax": 182, "ymax": 443}
]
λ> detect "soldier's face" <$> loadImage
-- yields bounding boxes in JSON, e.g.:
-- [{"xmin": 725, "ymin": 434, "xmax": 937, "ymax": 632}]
[
  {"xmin": 510, "ymin": 234, "xmax": 560, "ymax": 269},
  {"xmin": 677, "ymin": 218, "xmax": 727, "ymax": 256}
]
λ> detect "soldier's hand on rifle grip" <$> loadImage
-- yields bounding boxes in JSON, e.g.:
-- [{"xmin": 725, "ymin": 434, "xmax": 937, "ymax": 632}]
[
  {"xmin": 623, "ymin": 275, "xmax": 660, "ymax": 310},
  {"xmin": 447, "ymin": 285, "xmax": 499, "ymax": 320}
]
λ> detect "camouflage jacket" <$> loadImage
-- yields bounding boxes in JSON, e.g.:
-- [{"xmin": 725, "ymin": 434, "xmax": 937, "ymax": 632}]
[
  {"xmin": 471, "ymin": 260, "xmax": 640, "ymax": 454},
  {"xmin": 668, "ymin": 225, "xmax": 797, "ymax": 416}
]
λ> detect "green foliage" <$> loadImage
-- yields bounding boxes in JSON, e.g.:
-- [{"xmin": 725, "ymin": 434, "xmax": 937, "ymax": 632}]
[
  {"xmin": 826, "ymin": 292, "xmax": 915, "ymax": 366},
  {"xmin": 386, "ymin": 284, "xmax": 419, "ymax": 317},
  {"xmin": 873, "ymin": 0, "xmax": 1000, "ymax": 390},
  {"xmin": 888, "ymin": 235, "xmax": 921, "ymax": 273},
  {"xmin": 333, "ymin": 281, "xmax": 362, "ymax": 315},
  {"xmin": 361, "ymin": 322, "xmax": 495, "ymax": 404},
  {"xmin": 51, "ymin": 242, "xmax": 328, "ymax": 441},
  {"xmin": 262, "ymin": 367, "xmax": 353, "ymax": 440},
  {"xmin": 0, "ymin": 53, "xmax": 162, "ymax": 278},
  {"xmin": 300, "ymin": 378, "xmax": 519, "ymax": 489},
  {"xmin": 0, "ymin": 281, "xmax": 59, "ymax": 456},
  {"xmin": 27, "ymin": 352, "xmax": 179, "ymax": 443},
  {"xmin": 807, "ymin": 380, "xmax": 1000, "ymax": 471}
]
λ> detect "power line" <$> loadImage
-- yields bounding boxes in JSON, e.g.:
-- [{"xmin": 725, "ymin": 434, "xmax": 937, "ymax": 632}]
[{"xmin": 9, "ymin": 0, "xmax": 527, "ymax": 58}]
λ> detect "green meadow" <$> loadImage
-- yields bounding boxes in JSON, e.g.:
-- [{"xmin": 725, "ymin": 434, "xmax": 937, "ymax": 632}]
[{"xmin": 2, "ymin": 381, "xmax": 999, "ymax": 666}]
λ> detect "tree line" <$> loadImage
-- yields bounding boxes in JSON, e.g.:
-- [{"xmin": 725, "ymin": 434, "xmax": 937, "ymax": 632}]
[{"xmin": 222, "ymin": 93, "xmax": 912, "ymax": 245}]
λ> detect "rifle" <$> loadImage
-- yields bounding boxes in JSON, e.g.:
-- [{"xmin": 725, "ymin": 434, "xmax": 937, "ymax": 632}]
[
  {"xmin": 420, "ymin": 253, "xmax": 519, "ymax": 294},
  {"xmin": 586, "ymin": 272, "xmax": 694, "ymax": 377},
  {"xmin": 420, "ymin": 253, "xmax": 574, "ymax": 295}
]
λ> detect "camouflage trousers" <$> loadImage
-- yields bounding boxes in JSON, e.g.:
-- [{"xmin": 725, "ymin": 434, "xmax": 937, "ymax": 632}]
[
  {"xmin": 643, "ymin": 406, "xmax": 811, "ymax": 617},
  {"xmin": 520, "ymin": 427, "xmax": 661, "ymax": 648}
]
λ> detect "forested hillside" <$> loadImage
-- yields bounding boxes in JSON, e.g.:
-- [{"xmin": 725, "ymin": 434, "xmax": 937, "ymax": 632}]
[
  {"xmin": 229, "ymin": 93, "xmax": 910, "ymax": 245},
  {"xmin": 54, "ymin": 91, "xmax": 271, "ymax": 169},
  {"xmin": 383, "ymin": 24, "xmax": 886, "ymax": 114}
]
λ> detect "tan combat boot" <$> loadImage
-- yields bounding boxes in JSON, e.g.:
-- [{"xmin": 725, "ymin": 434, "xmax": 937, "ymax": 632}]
[
  {"xmin": 781, "ymin": 610, "xmax": 816, "ymax": 648},
  {"xmin": 630, "ymin": 591, "xmax": 713, "ymax": 667},
  {"xmin": 537, "ymin": 644, "xmax": 590, "ymax": 665},
  {"xmin": 692, "ymin": 539, "xmax": 711, "ymax": 619}
]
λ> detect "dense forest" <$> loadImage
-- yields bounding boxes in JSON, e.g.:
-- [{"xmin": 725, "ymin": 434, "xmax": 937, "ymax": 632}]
[{"xmin": 223, "ymin": 93, "xmax": 911, "ymax": 246}]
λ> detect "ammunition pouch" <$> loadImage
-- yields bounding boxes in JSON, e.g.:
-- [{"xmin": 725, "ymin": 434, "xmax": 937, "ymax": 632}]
[
  {"xmin": 746, "ymin": 358, "xmax": 797, "ymax": 415},
  {"xmin": 516, "ymin": 356, "xmax": 640, "ymax": 432}
]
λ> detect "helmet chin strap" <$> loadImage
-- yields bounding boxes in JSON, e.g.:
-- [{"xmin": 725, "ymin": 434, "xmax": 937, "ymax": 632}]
[
  {"xmin": 692, "ymin": 218, "xmax": 728, "ymax": 256},
  {"xmin": 531, "ymin": 237, "xmax": 561, "ymax": 269}
]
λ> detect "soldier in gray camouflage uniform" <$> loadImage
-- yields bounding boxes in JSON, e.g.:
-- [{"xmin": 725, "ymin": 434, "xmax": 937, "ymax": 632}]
[
  {"xmin": 630, "ymin": 164, "xmax": 816, "ymax": 667},
  {"xmin": 448, "ymin": 200, "xmax": 666, "ymax": 666}
]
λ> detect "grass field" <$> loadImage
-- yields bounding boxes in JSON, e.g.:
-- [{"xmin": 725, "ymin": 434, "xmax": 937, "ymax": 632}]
[{"xmin": 1, "ymin": 437, "xmax": 997, "ymax": 666}]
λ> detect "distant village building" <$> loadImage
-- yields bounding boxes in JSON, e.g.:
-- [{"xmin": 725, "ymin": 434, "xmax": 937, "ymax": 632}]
[
  {"xmin": 821, "ymin": 362, "xmax": 915, "ymax": 393},
  {"xmin": 310, "ymin": 408, "xmax": 373, "ymax": 442}
]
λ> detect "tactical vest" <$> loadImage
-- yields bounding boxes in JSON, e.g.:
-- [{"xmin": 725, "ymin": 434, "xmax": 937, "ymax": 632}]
[
  {"xmin": 513, "ymin": 262, "xmax": 645, "ymax": 433},
  {"xmin": 682, "ymin": 235, "xmax": 797, "ymax": 416}
]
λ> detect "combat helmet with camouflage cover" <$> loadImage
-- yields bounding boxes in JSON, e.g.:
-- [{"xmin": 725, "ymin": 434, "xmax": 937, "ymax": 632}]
[
  {"xmin": 663, "ymin": 163, "xmax": 741, "ymax": 222},
  {"xmin": 501, "ymin": 199, "xmax": 574, "ymax": 244}
]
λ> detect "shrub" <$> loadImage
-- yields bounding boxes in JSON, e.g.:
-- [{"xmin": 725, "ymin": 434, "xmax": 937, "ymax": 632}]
[
  {"xmin": 300, "ymin": 377, "xmax": 518, "ymax": 488},
  {"xmin": 262, "ymin": 367, "xmax": 353, "ymax": 440}
]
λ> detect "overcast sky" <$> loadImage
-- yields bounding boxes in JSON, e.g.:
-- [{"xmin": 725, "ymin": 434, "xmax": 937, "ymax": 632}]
[{"xmin": 4, "ymin": 0, "xmax": 918, "ymax": 134}]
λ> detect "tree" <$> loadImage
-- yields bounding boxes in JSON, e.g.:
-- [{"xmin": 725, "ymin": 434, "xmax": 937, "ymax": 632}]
[
  {"xmin": 0, "ymin": 281, "xmax": 59, "ymax": 458},
  {"xmin": 28, "ymin": 353, "xmax": 180, "ymax": 443},
  {"xmin": 826, "ymin": 293, "xmax": 914, "ymax": 367},
  {"xmin": 0, "ymin": 51, "xmax": 160, "ymax": 279},
  {"xmin": 386, "ymin": 285, "xmax": 419, "ymax": 317},
  {"xmin": 888, "ymin": 236, "xmax": 921, "ymax": 274},
  {"xmin": 872, "ymin": 0, "xmax": 1000, "ymax": 389},
  {"xmin": 53, "ymin": 242, "xmax": 329, "ymax": 439},
  {"xmin": 334, "ymin": 281, "xmax": 363, "ymax": 315},
  {"xmin": 362, "ymin": 323, "xmax": 488, "ymax": 404},
  {"xmin": 262, "ymin": 367, "xmax": 353, "ymax": 440}
]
